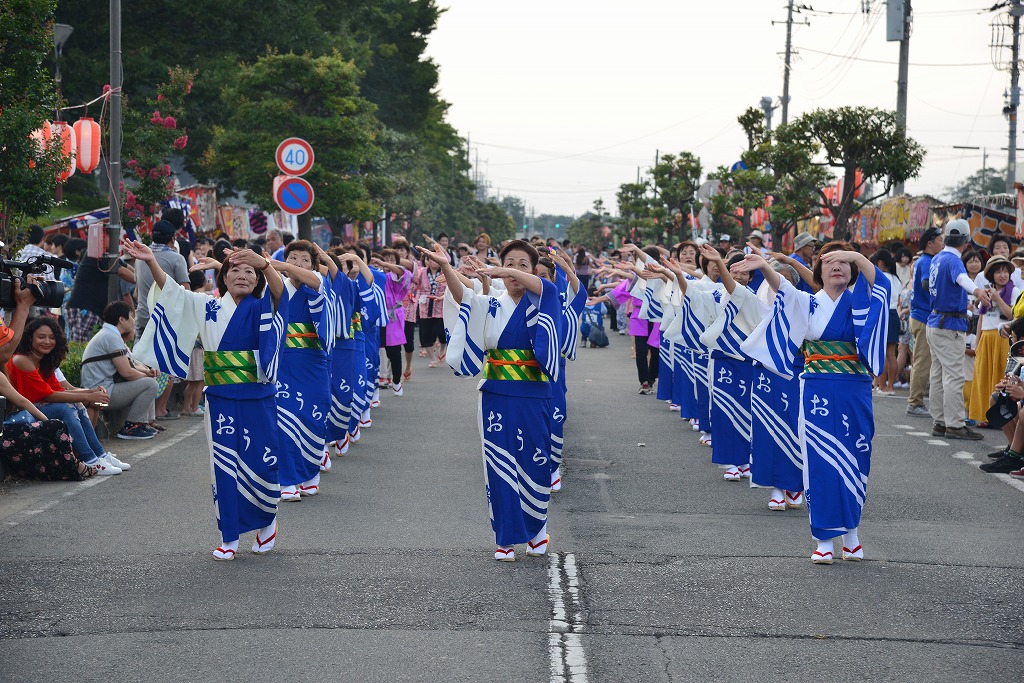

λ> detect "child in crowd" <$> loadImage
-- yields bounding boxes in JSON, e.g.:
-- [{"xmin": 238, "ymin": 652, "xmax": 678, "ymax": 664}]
[
  {"xmin": 583, "ymin": 287, "xmax": 607, "ymax": 348},
  {"xmin": 181, "ymin": 270, "xmax": 206, "ymax": 417}
]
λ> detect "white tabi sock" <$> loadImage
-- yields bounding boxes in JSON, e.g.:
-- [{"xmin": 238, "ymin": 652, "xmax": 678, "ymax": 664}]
[
  {"xmin": 815, "ymin": 538, "xmax": 834, "ymax": 555},
  {"xmin": 843, "ymin": 528, "xmax": 860, "ymax": 549},
  {"xmin": 219, "ymin": 539, "xmax": 239, "ymax": 552},
  {"xmin": 302, "ymin": 473, "xmax": 321, "ymax": 488},
  {"xmin": 529, "ymin": 523, "xmax": 548, "ymax": 547}
]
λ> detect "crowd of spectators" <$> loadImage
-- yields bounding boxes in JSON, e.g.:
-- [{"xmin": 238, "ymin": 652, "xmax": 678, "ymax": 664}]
[{"xmin": 10, "ymin": 208, "xmax": 1024, "ymax": 483}]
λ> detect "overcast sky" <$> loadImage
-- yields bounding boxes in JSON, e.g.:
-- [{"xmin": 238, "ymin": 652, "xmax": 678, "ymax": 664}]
[{"xmin": 425, "ymin": 1, "xmax": 1016, "ymax": 217}]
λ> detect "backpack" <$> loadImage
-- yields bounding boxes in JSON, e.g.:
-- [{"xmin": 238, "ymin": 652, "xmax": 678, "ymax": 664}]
[{"xmin": 588, "ymin": 324, "xmax": 609, "ymax": 348}]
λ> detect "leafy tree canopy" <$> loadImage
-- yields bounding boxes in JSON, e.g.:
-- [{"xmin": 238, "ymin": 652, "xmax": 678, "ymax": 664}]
[
  {"xmin": 1, "ymin": 0, "xmax": 67, "ymax": 242},
  {"xmin": 204, "ymin": 52, "xmax": 382, "ymax": 238},
  {"xmin": 945, "ymin": 166, "xmax": 1007, "ymax": 203}
]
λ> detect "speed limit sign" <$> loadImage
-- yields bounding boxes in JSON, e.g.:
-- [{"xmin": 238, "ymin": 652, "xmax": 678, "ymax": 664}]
[{"xmin": 275, "ymin": 137, "xmax": 315, "ymax": 176}]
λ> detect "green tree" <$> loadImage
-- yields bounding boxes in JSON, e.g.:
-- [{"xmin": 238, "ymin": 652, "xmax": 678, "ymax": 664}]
[
  {"xmin": 567, "ymin": 198, "xmax": 611, "ymax": 250},
  {"xmin": 471, "ymin": 200, "xmax": 515, "ymax": 243},
  {"xmin": 0, "ymin": 0, "xmax": 66, "ymax": 243},
  {"xmin": 56, "ymin": 0, "xmax": 474, "ymax": 242},
  {"xmin": 649, "ymin": 152, "xmax": 702, "ymax": 244},
  {"xmin": 617, "ymin": 180, "xmax": 659, "ymax": 243},
  {"xmin": 945, "ymin": 166, "xmax": 1007, "ymax": 203},
  {"xmin": 777, "ymin": 106, "xmax": 926, "ymax": 236},
  {"xmin": 203, "ymin": 52, "xmax": 382, "ymax": 240},
  {"xmin": 496, "ymin": 195, "xmax": 527, "ymax": 230},
  {"xmin": 122, "ymin": 67, "xmax": 194, "ymax": 234}
]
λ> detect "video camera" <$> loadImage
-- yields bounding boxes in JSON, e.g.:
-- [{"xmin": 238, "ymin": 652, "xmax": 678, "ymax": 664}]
[{"xmin": 0, "ymin": 253, "xmax": 73, "ymax": 309}]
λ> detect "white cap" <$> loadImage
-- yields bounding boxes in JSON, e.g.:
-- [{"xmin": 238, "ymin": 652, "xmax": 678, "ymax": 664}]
[
  {"xmin": 944, "ymin": 218, "xmax": 970, "ymax": 237},
  {"xmin": 749, "ymin": 230, "xmax": 764, "ymax": 240}
]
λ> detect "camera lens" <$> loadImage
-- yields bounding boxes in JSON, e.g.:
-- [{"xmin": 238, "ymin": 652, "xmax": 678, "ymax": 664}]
[{"xmin": 34, "ymin": 281, "xmax": 66, "ymax": 309}]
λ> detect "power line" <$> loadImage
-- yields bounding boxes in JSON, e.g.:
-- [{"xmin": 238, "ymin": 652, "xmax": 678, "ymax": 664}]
[{"xmin": 794, "ymin": 45, "xmax": 989, "ymax": 67}]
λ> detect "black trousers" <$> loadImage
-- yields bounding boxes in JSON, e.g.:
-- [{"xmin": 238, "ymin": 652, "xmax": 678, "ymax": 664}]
[
  {"xmin": 380, "ymin": 328, "xmax": 403, "ymax": 382},
  {"xmin": 634, "ymin": 321, "xmax": 659, "ymax": 384}
]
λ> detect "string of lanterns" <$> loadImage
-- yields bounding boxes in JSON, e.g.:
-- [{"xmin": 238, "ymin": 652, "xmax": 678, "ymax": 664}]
[{"xmin": 28, "ymin": 117, "xmax": 101, "ymax": 179}]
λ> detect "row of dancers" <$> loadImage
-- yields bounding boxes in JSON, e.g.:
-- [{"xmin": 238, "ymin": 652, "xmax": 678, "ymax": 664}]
[
  {"xmin": 590, "ymin": 239, "xmax": 889, "ymax": 564},
  {"xmin": 123, "ymin": 237, "xmax": 401, "ymax": 560}
]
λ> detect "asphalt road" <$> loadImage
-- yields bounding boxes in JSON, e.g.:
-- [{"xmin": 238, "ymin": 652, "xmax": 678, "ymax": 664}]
[{"xmin": 0, "ymin": 333, "xmax": 1022, "ymax": 682}]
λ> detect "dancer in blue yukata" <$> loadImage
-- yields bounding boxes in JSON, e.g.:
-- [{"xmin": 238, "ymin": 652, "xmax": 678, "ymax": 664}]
[
  {"xmin": 125, "ymin": 238, "xmax": 289, "ymax": 561},
  {"xmin": 538, "ymin": 250, "xmax": 585, "ymax": 492},
  {"xmin": 273, "ymin": 241, "xmax": 336, "ymax": 501},
  {"xmin": 325, "ymin": 248, "xmax": 373, "ymax": 459},
  {"xmin": 737, "ymin": 241, "xmax": 890, "ymax": 564},
  {"xmin": 425, "ymin": 240, "xmax": 562, "ymax": 563}
]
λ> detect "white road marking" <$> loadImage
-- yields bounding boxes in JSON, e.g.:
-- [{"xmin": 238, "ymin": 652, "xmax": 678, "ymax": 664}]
[
  {"xmin": 953, "ymin": 451, "xmax": 975, "ymax": 460},
  {"xmin": 992, "ymin": 473, "xmax": 1024, "ymax": 494},
  {"xmin": 893, "ymin": 424, "xmax": 913, "ymax": 429},
  {"xmin": 548, "ymin": 552, "xmax": 588, "ymax": 683},
  {"xmin": 4, "ymin": 423, "xmax": 203, "ymax": 528},
  {"xmin": 907, "ymin": 431, "xmax": 929, "ymax": 436},
  {"xmin": 926, "ymin": 440, "xmax": 950, "ymax": 446}
]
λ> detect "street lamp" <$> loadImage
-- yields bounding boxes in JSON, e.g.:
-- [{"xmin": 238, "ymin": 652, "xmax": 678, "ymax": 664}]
[{"xmin": 53, "ymin": 23, "xmax": 73, "ymax": 93}]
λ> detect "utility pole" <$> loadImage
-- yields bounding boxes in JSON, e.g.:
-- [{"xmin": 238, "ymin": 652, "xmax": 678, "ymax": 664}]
[
  {"xmin": 781, "ymin": 0, "xmax": 795, "ymax": 125},
  {"xmin": 107, "ymin": 0, "xmax": 122, "ymax": 303},
  {"xmin": 891, "ymin": 0, "xmax": 912, "ymax": 196},
  {"xmin": 1008, "ymin": 1, "xmax": 1022, "ymax": 192},
  {"xmin": 771, "ymin": 1, "xmax": 806, "ymax": 126}
]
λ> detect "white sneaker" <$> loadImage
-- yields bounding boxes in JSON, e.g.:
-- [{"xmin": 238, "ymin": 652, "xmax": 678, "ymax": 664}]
[
  {"xmin": 91, "ymin": 458, "xmax": 122, "ymax": 475},
  {"xmin": 392, "ymin": 383, "xmax": 404, "ymax": 397},
  {"xmin": 102, "ymin": 453, "xmax": 131, "ymax": 471}
]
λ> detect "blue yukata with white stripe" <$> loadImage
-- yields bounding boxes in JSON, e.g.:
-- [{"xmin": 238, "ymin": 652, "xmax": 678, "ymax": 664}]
[
  {"xmin": 742, "ymin": 270, "xmax": 889, "ymax": 541},
  {"xmin": 699, "ymin": 284, "xmax": 765, "ymax": 468},
  {"xmin": 443, "ymin": 278, "xmax": 562, "ymax": 547},
  {"xmin": 135, "ymin": 281, "xmax": 289, "ymax": 545},
  {"xmin": 277, "ymin": 278, "xmax": 334, "ymax": 488},
  {"xmin": 551, "ymin": 271, "xmax": 586, "ymax": 477},
  {"xmin": 362, "ymin": 267, "xmax": 389, "ymax": 406},
  {"xmin": 748, "ymin": 359, "xmax": 804, "ymax": 492},
  {"xmin": 675, "ymin": 278, "xmax": 722, "ymax": 432},
  {"xmin": 327, "ymin": 270, "xmax": 364, "ymax": 443}
]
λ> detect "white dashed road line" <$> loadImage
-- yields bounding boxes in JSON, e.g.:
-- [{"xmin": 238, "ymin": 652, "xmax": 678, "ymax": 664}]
[{"xmin": 549, "ymin": 552, "xmax": 588, "ymax": 683}]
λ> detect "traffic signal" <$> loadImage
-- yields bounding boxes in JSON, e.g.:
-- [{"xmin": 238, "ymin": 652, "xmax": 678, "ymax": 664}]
[{"xmin": 555, "ymin": 223, "xmax": 560, "ymax": 229}]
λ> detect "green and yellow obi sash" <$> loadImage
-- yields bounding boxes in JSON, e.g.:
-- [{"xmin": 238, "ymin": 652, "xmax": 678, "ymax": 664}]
[
  {"xmin": 483, "ymin": 349, "xmax": 549, "ymax": 382},
  {"xmin": 285, "ymin": 322, "xmax": 321, "ymax": 350},
  {"xmin": 802, "ymin": 340, "xmax": 868, "ymax": 376},
  {"xmin": 204, "ymin": 350, "xmax": 259, "ymax": 386},
  {"xmin": 350, "ymin": 311, "xmax": 362, "ymax": 337}
]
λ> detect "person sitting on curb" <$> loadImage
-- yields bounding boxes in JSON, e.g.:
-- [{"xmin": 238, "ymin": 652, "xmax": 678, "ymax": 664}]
[{"xmin": 80, "ymin": 301, "xmax": 160, "ymax": 440}]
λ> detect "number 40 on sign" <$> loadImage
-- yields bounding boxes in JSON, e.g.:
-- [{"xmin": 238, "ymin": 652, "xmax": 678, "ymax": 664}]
[{"xmin": 275, "ymin": 137, "xmax": 314, "ymax": 176}]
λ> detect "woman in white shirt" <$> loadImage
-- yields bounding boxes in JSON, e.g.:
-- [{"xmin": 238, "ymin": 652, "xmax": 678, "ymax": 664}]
[{"xmin": 969, "ymin": 256, "xmax": 1020, "ymax": 425}]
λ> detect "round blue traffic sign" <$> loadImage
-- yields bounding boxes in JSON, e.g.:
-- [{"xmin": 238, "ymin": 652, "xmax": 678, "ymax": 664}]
[{"xmin": 274, "ymin": 176, "xmax": 315, "ymax": 215}]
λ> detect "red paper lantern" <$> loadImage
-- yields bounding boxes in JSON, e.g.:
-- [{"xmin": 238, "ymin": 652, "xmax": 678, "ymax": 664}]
[
  {"xmin": 73, "ymin": 117, "xmax": 101, "ymax": 174},
  {"xmin": 28, "ymin": 121, "xmax": 51, "ymax": 169},
  {"xmin": 51, "ymin": 121, "xmax": 76, "ymax": 182}
]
